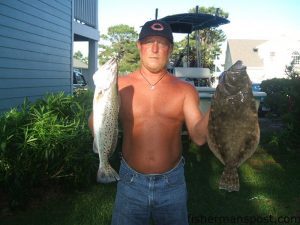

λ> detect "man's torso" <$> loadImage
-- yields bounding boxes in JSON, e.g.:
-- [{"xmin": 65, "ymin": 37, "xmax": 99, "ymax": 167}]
[{"xmin": 118, "ymin": 71, "xmax": 191, "ymax": 173}]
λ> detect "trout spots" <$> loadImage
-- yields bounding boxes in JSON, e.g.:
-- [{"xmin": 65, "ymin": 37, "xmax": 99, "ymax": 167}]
[{"xmin": 92, "ymin": 58, "xmax": 120, "ymax": 183}]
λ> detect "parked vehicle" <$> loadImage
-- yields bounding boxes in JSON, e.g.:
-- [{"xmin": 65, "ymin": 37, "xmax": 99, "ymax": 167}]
[
  {"xmin": 73, "ymin": 70, "xmax": 87, "ymax": 91},
  {"xmin": 252, "ymin": 83, "xmax": 262, "ymax": 92},
  {"xmin": 252, "ymin": 83, "xmax": 270, "ymax": 116}
]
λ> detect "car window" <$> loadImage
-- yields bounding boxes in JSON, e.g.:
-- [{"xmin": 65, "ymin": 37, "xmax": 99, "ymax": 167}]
[{"xmin": 73, "ymin": 72, "xmax": 86, "ymax": 85}]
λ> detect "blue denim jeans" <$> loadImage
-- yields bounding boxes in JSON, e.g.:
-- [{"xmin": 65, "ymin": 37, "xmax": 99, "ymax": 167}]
[{"xmin": 111, "ymin": 157, "xmax": 189, "ymax": 225}]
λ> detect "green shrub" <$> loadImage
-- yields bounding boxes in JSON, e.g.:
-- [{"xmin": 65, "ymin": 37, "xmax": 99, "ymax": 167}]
[
  {"xmin": 261, "ymin": 78, "xmax": 300, "ymax": 152},
  {"xmin": 0, "ymin": 91, "xmax": 96, "ymax": 207}
]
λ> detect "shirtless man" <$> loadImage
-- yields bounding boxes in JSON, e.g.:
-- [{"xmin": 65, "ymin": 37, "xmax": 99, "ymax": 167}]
[{"xmin": 89, "ymin": 19, "xmax": 209, "ymax": 225}]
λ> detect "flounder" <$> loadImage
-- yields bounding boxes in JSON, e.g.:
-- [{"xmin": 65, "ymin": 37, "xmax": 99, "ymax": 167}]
[{"xmin": 207, "ymin": 60, "xmax": 260, "ymax": 192}]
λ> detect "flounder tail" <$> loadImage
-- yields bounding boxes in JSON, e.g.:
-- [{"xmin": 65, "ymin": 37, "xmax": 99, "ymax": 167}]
[
  {"xmin": 219, "ymin": 166, "xmax": 239, "ymax": 192},
  {"xmin": 97, "ymin": 165, "xmax": 120, "ymax": 183}
]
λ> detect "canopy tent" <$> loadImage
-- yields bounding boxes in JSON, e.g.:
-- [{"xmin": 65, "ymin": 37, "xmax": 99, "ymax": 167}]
[
  {"xmin": 159, "ymin": 12, "xmax": 230, "ymax": 33},
  {"xmin": 158, "ymin": 10, "xmax": 230, "ymax": 68}
]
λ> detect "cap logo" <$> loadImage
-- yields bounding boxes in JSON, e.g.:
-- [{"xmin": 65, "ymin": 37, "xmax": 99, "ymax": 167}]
[{"xmin": 151, "ymin": 23, "xmax": 164, "ymax": 31}]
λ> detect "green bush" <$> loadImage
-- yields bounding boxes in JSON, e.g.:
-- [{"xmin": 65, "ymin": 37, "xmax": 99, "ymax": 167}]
[
  {"xmin": 0, "ymin": 91, "xmax": 96, "ymax": 207},
  {"xmin": 261, "ymin": 78, "xmax": 300, "ymax": 152}
]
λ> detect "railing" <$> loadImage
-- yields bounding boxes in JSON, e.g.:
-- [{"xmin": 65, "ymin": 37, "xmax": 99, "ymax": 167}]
[{"xmin": 74, "ymin": 0, "xmax": 98, "ymax": 28}]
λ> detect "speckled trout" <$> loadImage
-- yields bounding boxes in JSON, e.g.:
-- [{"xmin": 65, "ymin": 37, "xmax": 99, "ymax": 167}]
[
  {"xmin": 93, "ymin": 58, "xmax": 120, "ymax": 183},
  {"xmin": 207, "ymin": 60, "xmax": 260, "ymax": 192}
]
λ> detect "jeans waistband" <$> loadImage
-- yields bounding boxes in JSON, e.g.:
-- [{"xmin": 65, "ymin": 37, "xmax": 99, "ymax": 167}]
[{"xmin": 120, "ymin": 156, "xmax": 185, "ymax": 178}]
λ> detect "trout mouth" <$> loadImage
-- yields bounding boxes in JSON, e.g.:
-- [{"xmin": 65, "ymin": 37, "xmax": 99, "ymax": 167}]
[
  {"xmin": 107, "ymin": 58, "xmax": 118, "ymax": 76},
  {"xmin": 93, "ymin": 57, "xmax": 118, "ymax": 89}
]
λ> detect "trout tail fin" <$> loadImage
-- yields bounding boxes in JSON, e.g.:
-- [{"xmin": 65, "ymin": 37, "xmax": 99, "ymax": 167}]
[
  {"xmin": 97, "ymin": 165, "xmax": 120, "ymax": 183},
  {"xmin": 219, "ymin": 166, "xmax": 239, "ymax": 192}
]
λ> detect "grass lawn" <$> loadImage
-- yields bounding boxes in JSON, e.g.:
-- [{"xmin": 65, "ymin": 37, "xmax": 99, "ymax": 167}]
[{"xmin": 1, "ymin": 136, "xmax": 300, "ymax": 225}]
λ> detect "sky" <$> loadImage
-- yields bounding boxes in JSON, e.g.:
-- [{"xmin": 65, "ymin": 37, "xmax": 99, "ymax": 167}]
[{"xmin": 75, "ymin": 0, "xmax": 300, "ymax": 56}]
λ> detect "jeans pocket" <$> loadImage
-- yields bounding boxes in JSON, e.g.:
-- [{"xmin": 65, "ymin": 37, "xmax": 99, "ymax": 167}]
[{"xmin": 166, "ymin": 173, "xmax": 185, "ymax": 187}]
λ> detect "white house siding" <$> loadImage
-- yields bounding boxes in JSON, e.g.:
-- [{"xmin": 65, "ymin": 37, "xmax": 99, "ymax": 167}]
[
  {"xmin": 0, "ymin": 0, "xmax": 72, "ymax": 113},
  {"xmin": 224, "ymin": 40, "xmax": 266, "ymax": 83},
  {"xmin": 257, "ymin": 37, "xmax": 300, "ymax": 81},
  {"xmin": 224, "ymin": 39, "xmax": 300, "ymax": 84}
]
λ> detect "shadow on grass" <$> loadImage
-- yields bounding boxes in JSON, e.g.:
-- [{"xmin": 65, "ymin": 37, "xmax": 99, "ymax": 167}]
[
  {"xmin": 0, "ymin": 144, "xmax": 123, "ymax": 225},
  {"xmin": 0, "ymin": 184, "xmax": 117, "ymax": 225},
  {"xmin": 2, "ymin": 137, "xmax": 300, "ymax": 225},
  {"xmin": 185, "ymin": 136, "xmax": 300, "ymax": 225}
]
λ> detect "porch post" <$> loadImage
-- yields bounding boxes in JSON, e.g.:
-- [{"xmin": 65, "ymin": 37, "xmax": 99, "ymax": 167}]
[{"xmin": 88, "ymin": 40, "xmax": 98, "ymax": 89}]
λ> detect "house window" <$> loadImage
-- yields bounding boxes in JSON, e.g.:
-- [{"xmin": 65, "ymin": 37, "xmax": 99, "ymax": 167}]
[{"xmin": 292, "ymin": 51, "xmax": 300, "ymax": 65}]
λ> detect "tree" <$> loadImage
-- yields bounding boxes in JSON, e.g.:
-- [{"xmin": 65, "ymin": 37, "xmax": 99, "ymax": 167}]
[
  {"xmin": 99, "ymin": 25, "xmax": 140, "ymax": 74},
  {"xmin": 74, "ymin": 50, "xmax": 83, "ymax": 60},
  {"xmin": 285, "ymin": 60, "xmax": 300, "ymax": 79},
  {"xmin": 171, "ymin": 7, "xmax": 229, "ymax": 72},
  {"xmin": 73, "ymin": 50, "xmax": 88, "ymax": 64}
]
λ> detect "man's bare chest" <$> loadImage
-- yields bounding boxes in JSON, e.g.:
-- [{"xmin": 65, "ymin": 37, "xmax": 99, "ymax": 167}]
[{"xmin": 119, "ymin": 85, "xmax": 185, "ymax": 122}]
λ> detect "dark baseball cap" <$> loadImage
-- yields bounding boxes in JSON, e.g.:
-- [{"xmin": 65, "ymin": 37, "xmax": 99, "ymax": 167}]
[{"xmin": 138, "ymin": 20, "xmax": 173, "ymax": 44}]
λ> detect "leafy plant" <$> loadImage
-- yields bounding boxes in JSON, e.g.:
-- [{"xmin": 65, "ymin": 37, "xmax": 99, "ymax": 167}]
[
  {"xmin": 0, "ymin": 91, "xmax": 96, "ymax": 207},
  {"xmin": 261, "ymin": 78, "xmax": 300, "ymax": 152}
]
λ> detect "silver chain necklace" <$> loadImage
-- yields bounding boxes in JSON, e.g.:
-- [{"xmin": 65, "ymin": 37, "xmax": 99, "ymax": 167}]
[{"xmin": 139, "ymin": 70, "xmax": 167, "ymax": 90}]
